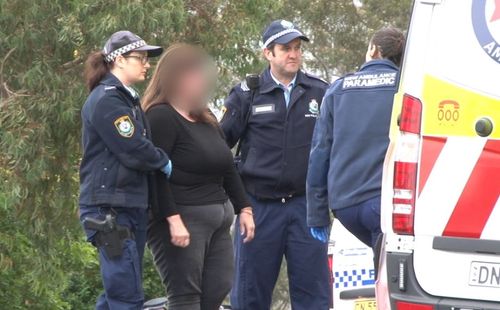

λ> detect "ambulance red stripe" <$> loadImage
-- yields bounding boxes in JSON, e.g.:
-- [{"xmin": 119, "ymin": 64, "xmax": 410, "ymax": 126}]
[
  {"xmin": 442, "ymin": 140, "xmax": 500, "ymax": 238},
  {"xmin": 418, "ymin": 136, "xmax": 447, "ymax": 196}
]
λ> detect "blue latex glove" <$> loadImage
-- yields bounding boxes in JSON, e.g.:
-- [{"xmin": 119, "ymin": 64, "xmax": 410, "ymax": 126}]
[
  {"xmin": 310, "ymin": 226, "xmax": 329, "ymax": 243},
  {"xmin": 161, "ymin": 160, "xmax": 173, "ymax": 179}
]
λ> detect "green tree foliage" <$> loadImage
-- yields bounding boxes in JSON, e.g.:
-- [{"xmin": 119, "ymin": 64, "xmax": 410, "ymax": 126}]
[
  {"xmin": 283, "ymin": 0, "xmax": 412, "ymax": 80},
  {"xmin": 0, "ymin": 0, "xmax": 411, "ymax": 308}
]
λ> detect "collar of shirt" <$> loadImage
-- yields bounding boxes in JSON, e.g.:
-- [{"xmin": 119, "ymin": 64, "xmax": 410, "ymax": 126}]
[
  {"xmin": 123, "ymin": 85, "xmax": 138, "ymax": 99},
  {"xmin": 270, "ymin": 71, "xmax": 297, "ymax": 106},
  {"xmin": 270, "ymin": 71, "xmax": 297, "ymax": 91}
]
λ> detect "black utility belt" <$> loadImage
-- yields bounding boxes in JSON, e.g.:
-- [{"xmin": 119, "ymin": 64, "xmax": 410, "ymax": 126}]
[{"xmin": 256, "ymin": 192, "xmax": 305, "ymax": 204}]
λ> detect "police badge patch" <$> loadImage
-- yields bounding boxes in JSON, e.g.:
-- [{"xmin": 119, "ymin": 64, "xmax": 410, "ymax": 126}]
[
  {"xmin": 220, "ymin": 106, "xmax": 228, "ymax": 120},
  {"xmin": 305, "ymin": 99, "xmax": 320, "ymax": 118},
  {"xmin": 114, "ymin": 115, "xmax": 135, "ymax": 138},
  {"xmin": 280, "ymin": 20, "xmax": 294, "ymax": 29},
  {"xmin": 309, "ymin": 99, "xmax": 319, "ymax": 114}
]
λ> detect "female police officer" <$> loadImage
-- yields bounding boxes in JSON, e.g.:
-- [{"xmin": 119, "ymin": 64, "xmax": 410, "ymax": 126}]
[
  {"xmin": 79, "ymin": 30, "xmax": 171, "ymax": 310},
  {"xmin": 307, "ymin": 27, "xmax": 405, "ymax": 249}
]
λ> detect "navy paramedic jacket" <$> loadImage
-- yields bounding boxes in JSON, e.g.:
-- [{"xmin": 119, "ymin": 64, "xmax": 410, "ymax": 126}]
[
  {"xmin": 307, "ymin": 59, "xmax": 399, "ymax": 227},
  {"xmin": 221, "ymin": 68, "xmax": 328, "ymax": 200},
  {"xmin": 79, "ymin": 73, "xmax": 169, "ymax": 209}
]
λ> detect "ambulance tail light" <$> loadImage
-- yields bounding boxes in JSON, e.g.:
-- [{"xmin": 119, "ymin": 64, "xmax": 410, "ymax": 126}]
[
  {"xmin": 393, "ymin": 94, "xmax": 422, "ymax": 235},
  {"xmin": 399, "ymin": 94, "xmax": 422, "ymax": 134}
]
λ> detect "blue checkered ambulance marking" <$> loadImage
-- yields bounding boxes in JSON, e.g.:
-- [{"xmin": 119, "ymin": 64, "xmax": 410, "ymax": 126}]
[{"xmin": 334, "ymin": 269, "xmax": 375, "ymax": 289}]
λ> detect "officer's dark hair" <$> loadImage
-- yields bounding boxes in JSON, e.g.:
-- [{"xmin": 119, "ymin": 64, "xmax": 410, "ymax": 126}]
[
  {"xmin": 142, "ymin": 43, "xmax": 218, "ymax": 126},
  {"xmin": 84, "ymin": 50, "xmax": 132, "ymax": 91},
  {"xmin": 370, "ymin": 27, "xmax": 406, "ymax": 67}
]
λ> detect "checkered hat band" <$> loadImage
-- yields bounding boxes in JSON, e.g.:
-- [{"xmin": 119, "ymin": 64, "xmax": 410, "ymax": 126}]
[
  {"xmin": 263, "ymin": 29, "xmax": 302, "ymax": 48},
  {"xmin": 104, "ymin": 40, "xmax": 146, "ymax": 63}
]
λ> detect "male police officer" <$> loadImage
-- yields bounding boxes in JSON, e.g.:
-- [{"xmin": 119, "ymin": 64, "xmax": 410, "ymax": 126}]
[{"xmin": 221, "ymin": 20, "xmax": 331, "ymax": 310}]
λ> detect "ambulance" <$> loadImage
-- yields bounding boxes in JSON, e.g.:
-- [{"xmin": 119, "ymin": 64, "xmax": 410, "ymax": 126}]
[{"xmin": 377, "ymin": 0, "xmax": 500, "ymax": 309}]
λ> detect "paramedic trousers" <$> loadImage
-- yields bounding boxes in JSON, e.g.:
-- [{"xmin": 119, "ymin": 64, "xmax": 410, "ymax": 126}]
[
  {"xmin": 231, "ymin": 194, "xmax": 331, "ymax": 310},
  {"xmin": 80, "ymin": 206, "xmax": 148, "ymax": 310},
  {"xmin": 147, "ymin": 201, "xmax": 235, "ymax": 310},
  {"xmin": 334, "ymin": 195, "xmax": 382, "ymax": 249}
]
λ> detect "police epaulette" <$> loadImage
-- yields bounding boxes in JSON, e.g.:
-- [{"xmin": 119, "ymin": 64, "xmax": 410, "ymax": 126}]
[
  {"xmin": 305, "ymin": 72, "xmax": 329, "ymax": 85},
  {"xmin": 104, "ymin": 86, "xmax": 117, "ymax": 91},
  {"xmin": 240, "ymin": 80, "xmax": 250, "ymax": 92}
]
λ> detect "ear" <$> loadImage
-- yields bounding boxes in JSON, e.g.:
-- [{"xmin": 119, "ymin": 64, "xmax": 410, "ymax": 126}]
[
  {"xmin": 263, "ymin": 48, "xmax": 274, "ymax": 62},
  {"xmin": 369, "ymin": 44, "xmax": 381, "ymax": 59},
  {"xmin": 114, "ymin": 55, "xmax": 127, "ymax": 69}
]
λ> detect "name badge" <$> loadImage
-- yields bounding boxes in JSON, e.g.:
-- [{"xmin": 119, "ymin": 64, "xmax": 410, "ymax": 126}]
[{"xmin": 252, "ymin": 104, "xmax": 275, "ymax": 115}]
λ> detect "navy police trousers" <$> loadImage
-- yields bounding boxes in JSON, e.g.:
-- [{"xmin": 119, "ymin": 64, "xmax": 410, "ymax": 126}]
[
  {"xmin": 80, "ymin": 206, "xmax": 148, "ymax": 310},
  {"xmin": 334, "ymin": 195, "xmax": 382, "ymax": 249},
  {"xmin": 231, "ymin": 194, "xmax": 331, "ymax": 310}
]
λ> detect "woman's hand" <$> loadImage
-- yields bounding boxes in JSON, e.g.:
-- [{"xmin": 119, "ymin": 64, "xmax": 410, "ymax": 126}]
[
  {"xmin": 239, "ymin": 207, "xmax": 255, "ymax": 243},
  {"xmin": 166, "ymin": 215, "xmax": 190, "ymax": 248}
]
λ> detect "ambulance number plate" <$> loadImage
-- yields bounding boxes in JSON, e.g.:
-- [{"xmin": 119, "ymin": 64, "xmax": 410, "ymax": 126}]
[{"xmin": 469, "ymin": 261, "xmax": 500, "ymax": 288}]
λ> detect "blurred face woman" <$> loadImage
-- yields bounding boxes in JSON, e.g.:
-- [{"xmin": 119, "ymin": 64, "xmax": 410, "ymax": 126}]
[{"xmin": 142, "ymin": 44, "xmax": 255, "ymax": 310}]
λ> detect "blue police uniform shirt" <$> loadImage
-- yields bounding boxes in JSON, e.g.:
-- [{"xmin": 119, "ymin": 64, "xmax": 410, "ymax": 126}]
[
  {"xmin": 221, "ymin": 68, "xmax": 328, "ymax": 200},
  {"xmin": 79, "ymin": 73, "xmax": 170, "ymax": 209},
  {"xmin": 306, "ymin": 59, "xmax": 399, "ymax": 227},
  {"xmin": 270, "ymin": 71, "xmax": 297, "ymax": 106}
]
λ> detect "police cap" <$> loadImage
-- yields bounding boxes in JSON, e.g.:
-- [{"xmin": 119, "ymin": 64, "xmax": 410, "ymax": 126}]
[
  {"xmin": 103, "ymin": 30, "xmax": 163, "ymax": 63},
  {"xmin": 262, "ymin": 20, "xmax": 310, "ymax": 49}
]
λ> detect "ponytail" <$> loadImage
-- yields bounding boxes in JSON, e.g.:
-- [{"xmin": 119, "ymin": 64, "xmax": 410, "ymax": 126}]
[
  {"xmin": 370, "ymin": 27, "xmax": 406, "ymax": 67},
  {"xmin": 84, "ymin": 51, "xmax": 111, "ymax": 91}
]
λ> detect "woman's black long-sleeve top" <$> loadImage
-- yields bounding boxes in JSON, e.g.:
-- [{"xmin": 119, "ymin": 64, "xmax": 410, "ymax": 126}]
[{"xmin": 147, "ymin": 103, "xmax": 250, "ymax": 219}]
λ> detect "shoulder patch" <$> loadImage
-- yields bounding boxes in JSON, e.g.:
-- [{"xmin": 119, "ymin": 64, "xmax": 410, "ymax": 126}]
[
  {"xmin": 305, "ymin": 72, "xmax": 329, "ymax": 85},
  {"xmin": 104, "ymin": 86, "xmax": 116, "ymax": 91},
  {"xmin": 240, "ymin": 80, "xmax": 250, "ymax": 92},
  {"xmin": 220, "ymin": 106, "xmax": 228, "ymax": 119},
  {"xmin": 114, "ymin": 115, "xmax": 135, "ymax": 138}
]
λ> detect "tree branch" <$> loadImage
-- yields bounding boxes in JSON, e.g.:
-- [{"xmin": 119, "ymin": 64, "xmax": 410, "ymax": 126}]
[
  {"xmin": 61, "ymin": 57, "xmax": 83, "ymax": 70},
  {"xmin": 0, "ymin": 47, "xmax": 16, "ymax": 100},
  {"xmin": 0, "ymin": 47, "xmax": 30, "ymax": 108}
]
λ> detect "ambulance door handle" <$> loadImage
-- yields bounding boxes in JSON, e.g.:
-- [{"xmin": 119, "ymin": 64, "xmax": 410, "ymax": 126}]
[
  {"xmin": 475, "ymin": 117, "xmax": 493, "ymax": 137},
  {"xmin": 339, "ymin": 288, "xmax": 375, "ymax": 300},
  {"xmin": 433, "ymin": 236, "xmax": 500, "ymax": 255}
]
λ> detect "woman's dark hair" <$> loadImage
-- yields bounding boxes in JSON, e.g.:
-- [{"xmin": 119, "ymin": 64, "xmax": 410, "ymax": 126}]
[
  {"xmin": 370, "ymin": 27, "xmax": 406, "ymax": 67},
  {"xmin": 84, "ymin": 51, "xmax": 111, "ymax": 92},
  {"xmin": 142, "ymin": 43, "xmax": 217, "ymax": 127}
]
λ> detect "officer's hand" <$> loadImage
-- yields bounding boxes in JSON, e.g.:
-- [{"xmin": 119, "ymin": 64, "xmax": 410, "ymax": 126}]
[
  {"xmin": 310, "ymin": 226, "xmax": 329, "ymax": 243},
  {"xmin": 239, "ymin": 207, "xmax": 255, "ymax": 243},
  {"xmin": 166, "ymin": 215, "xmax": 190, "ymax": 247},
  {"xmin": 161, "ymin": 161, "xmax": 173, "ymax": 179}
]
